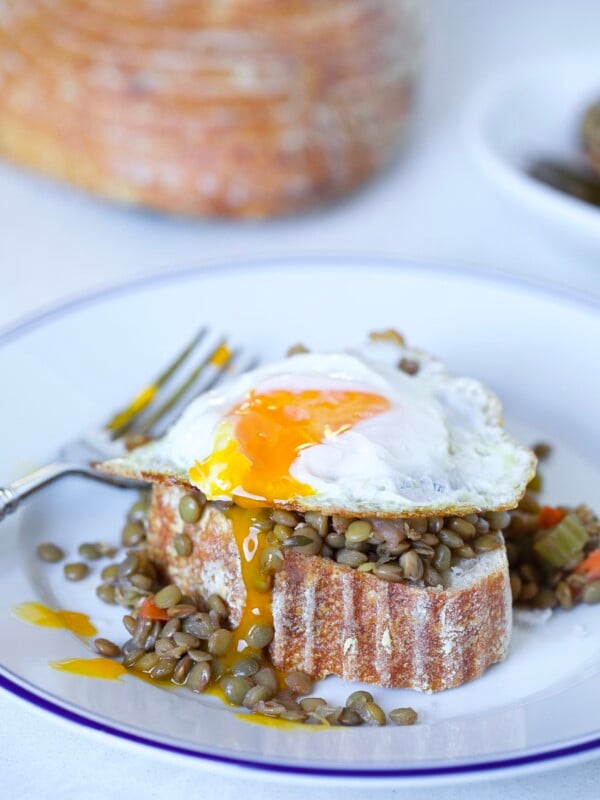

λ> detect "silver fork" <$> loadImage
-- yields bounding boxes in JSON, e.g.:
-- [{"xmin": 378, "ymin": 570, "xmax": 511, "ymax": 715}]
[{"xmin": 0, "ymin": 328, "xmax": 246, "ymax": 523}]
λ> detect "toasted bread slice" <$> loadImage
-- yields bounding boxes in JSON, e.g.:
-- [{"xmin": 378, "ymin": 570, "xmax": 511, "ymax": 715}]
[{"xmin": 148, "ymin": 484, "xmax": 512, "ymax": 692}]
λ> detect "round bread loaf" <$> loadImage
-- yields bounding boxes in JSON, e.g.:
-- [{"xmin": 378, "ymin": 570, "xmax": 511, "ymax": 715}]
[{"xmin": 0, "ymin": 0, "xmax": 422, "ymax": 217}]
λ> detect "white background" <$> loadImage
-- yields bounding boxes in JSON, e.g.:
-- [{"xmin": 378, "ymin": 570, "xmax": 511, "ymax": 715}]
[{"xmin": 1, "ymin": 1, "xmax": 599, "ymax": 797}]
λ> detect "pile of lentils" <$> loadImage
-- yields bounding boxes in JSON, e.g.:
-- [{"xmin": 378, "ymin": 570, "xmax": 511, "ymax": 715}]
[
  {"xmin": 503, "ymin": 444, "xmax": 600, "ymax": 611},
  {"xmin": 115, "ymin": 583, "xmax": 417, "ymax": 727},
  {"xmin": 36, "ymin": 492, "xmax": 418, "ymax": 727},
  {"xmin": 247, "ymin": 505, "xmax": 507, "ymax": 590}
]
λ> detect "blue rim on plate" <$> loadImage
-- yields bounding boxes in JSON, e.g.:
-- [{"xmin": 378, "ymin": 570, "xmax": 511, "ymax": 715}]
[
  {"xmin": 1, "ymin": 253, "xmax": 599, "ymax": 780},
  {"xmin": 2, "ymin": 665, "xmax": 600, "ymax": 779}
]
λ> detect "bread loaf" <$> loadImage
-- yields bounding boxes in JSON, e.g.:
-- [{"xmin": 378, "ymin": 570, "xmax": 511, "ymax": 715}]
[{"xmin": 0, "ymin": 1, "xmax": 421, "ymax": 217}]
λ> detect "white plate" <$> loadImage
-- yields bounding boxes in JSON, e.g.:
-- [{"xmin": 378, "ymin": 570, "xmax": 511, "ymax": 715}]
[
  {"xmin": 467, "ymin": 55, "xmax": 600, "ymax": 244},
  {"xmin": 1, "ymin": 256, "xmax": 600, "ymax": 787}
]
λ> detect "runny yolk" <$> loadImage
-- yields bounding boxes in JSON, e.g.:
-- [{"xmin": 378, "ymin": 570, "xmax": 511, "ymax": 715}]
[
  {"xmin": 12, "ymin": 602, "xmax": 97, "ymax": 637},
  {"xmin": 221, "ymin": 505, "xmax": 277, "ymax": 669},
  {"xmin": 50, "ymin": 658, "xmax": 127, "ymax": 681},
  {"xmin": 189, "ymin": 389, "xmax": 390, "ymax": 503}
]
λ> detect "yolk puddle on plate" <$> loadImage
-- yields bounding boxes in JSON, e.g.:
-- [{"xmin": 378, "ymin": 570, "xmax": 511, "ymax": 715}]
[
  {"xmin": 12, "ymin": 602, "xmax": 97, "ymax": 637},
  {"xmin": 13, "ymin": 603, "xmax": 125, "ymax": 681},
  {"xmin": 190, "ymin": 389, "xmax": 390, "ymax": 503},
  {"xmin": 50, "ymin": 658, "xmax": 127, "ymax": 681}
]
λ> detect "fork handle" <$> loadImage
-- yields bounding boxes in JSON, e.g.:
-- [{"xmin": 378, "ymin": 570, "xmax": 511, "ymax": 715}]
[
  {"xmin": 0, "ymin": 462, "xmax": 145, "ymax": 523},
  {"xmin": 0, "ymin": 462, "xmax": 77, "ymax": 522}
]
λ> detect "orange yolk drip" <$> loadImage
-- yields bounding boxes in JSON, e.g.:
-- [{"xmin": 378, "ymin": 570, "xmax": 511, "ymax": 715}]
[
  {"xmin": 221, "ymin": 505, "xmax": 278, "ymax": 669},
  {"xmin": 12, "ymin": 602, "xmax": 97, "ymax": 637},
  {"xmin": 50, "ymin": 658, "xmax": 126, "ymax": 681},
  {"xmin": 189, "ymin": 389, "xmax": 390, "ymax": 503}
]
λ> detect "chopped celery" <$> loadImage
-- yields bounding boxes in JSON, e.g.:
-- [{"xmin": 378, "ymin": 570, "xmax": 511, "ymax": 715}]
[{"xmin": 533, "ymin": 513, "xmax": 589, "ymax": 568}]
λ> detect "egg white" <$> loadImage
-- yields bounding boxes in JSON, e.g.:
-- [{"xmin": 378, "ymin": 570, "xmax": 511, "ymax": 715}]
[{"xmin": 102, "ymin": 342, "xmax": 536, "ymax": 516}]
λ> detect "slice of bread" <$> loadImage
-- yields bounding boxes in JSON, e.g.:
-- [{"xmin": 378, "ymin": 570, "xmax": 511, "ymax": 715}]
[{"xmin": 147, "ymin": 483, "xmax": 512, "ymax": 693}]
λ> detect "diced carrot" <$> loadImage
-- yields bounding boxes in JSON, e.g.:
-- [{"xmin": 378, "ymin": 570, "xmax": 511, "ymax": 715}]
[
  {"xmin": 575, "ymin": 549, "xmax": 600, "ymax": 582},
  {"xmin": 138, "ymin": 596, "xmax": 169, "ymax": 621},
  {"xmin": 538, "ymin": 506, "xmax": 566, "ymax": 530}
]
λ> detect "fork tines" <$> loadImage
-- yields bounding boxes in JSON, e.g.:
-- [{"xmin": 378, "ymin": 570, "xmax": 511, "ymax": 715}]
[{"xmin": 106, "ymin": 328, "xmax": 235, "ymax": 440}]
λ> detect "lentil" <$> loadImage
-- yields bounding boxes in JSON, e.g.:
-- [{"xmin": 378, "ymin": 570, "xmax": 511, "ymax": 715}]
[
  {"xmin": 433, "ymin": 544, "xmax": 451, "ymax": 573},
  {"xmin": 400, "ymin": 550, "xmax": 423, "ymax": 580},
  {"xmin": 272, "ymin": 524, "xmax": 293, "ymax": 542},
  {"xmin": 339, "ymin": 707, "xmax": 363, "ymax": 726},
  {"xmin": 174, "ymin": 533, "xmax": 193, "ymax": 557},
  {"xmin": 37, "ymin": 543, "xmax": 64, "ymax": 563},
  {"xmin": 178, "ymin": 493, "xmax": 204, "ymax": 524},
  {"xmin": 232, "ymin": 657, "xmax": 260, "ymax": 677},
  {"xmin": 359, "ymin": 701, "xmax": 386, "ymax": 726},
  {"xmin": 220, "ymin": 676, "xmax": 253, "ymax": 706},
  {"xmin": 346, "ymin": 690, "xmax": 373, "ymax": 707},
  {"xmin": 304, "ymin": 512, "xmax": 329, "ymax": 537},
  {"xmin": 64, "ymin": 562, "xmax": 89, "ymax": 581},
  {"xmin": 94, "ymin": 638, "xmax": 122, "ymax": 657},
  {"xmin": 187, "ymin": 661, "xmax": 211, "ymax": 692},
  {"xmin": 183, "ymin": 613, "xmax": 214, "ymax": 639},
  {"xmin": 345, "ymin": 520, "xmax": 372, "ymax": 544},
  {"xmin": 101, "ymin": 564, "xmax": 120, "ymax": 582},
  {"xmin": 96, "ymin": 583, "xmax": 116, "ymax": 604},
  {"xmin": 336, "ymin": 548, "xmax": 368, "ymax": 567},
  {"xmin": 121, "ymin": 521, "xmax": 145, "ymax": 547},
  {"xmin": 254, "ymin": 667, "xmax": 279, "ymax": 692},
  {"xmin": 389, "ymin": 707, "xmax": 418, "ymax": 725},
  {"xmin": 130, "ymin": 573, "xmax": 153, "ymax": 591},
  {"xmin": 122, "ymin": 615, "xmax": 136, "ymax": 635},
  {"xmin": 173, "ymin": 655, "xmax": 193, "ymax": 684},
  {"xmin": 154, "ymin": 585, "xmax": 182, "ymax": 609},
  {"xmin": 188, "ymin": 649, "xmax": 213, "ymax": 662},
  {"xmin": 373, "ymin": 562, "xmax": 404, "ymax": 582},
  {"xmin": 243, "ymin": 685, "xmax": 274, "ymax": 708},
  {"xmin": 136, "ymin": 652, "xmax": 160, "ymax": 672},
  {"xmin": 150, "ymin": 658, "xmax": 177, "ymax": 680},
  {"xmin": 325, "ymin": 532, "xmax": 346, "ymax": 549},
  {"xmin": 486, "ymin": 510, "xmax": 511, "ymax": 530},
  {"xmin": 167, "ymin": 604, "xmax": 197, "ymax": 619},
  {"xmin": 207, "ymin": 594, "xmax": 228, "ymax": 618},
  {"xmin": 284, "ymin": 671, "xmax": 313, "ymax": 695},
  {"xmin": 448, "ymin": 518, "xmax": 477, "ymax": 539},
  {"xmin": 428, "ymin": 517, "xmax": 444, "ymax": 534},
  {"xmin": 300, "ymin": 697, "xmax": 327, "ymax": 713},
  {"xmin": 533, "ymin": 442, "xmax": 552, "ymax": 460},
  {"xmin": 283, "ymin": 526, "xmax": 322, "ymax": 556},
  {"xmin": 474, "ymin": 534, "xmax": 501, "ymax": 552},
  {"xmin": 455, "ymin": 544, "xmax": 476, "ymax": 559},
  {"xmin": 246, "ymin": 623, "xmax": 274, "ymax": 649},
  {"xmin": 271, "ymin": 509, "xmax": 298, "ymax": 527},
  {"xmin": 438, "ymin": 529, "xmax": 464, "ymax": 549},
  {"xmin": 173, "ymin": 632, "xmax": 200, "ymax": 650},
  {"xmin": 399, "ymin": 357, "xmax": 419, "ymax": 375}
]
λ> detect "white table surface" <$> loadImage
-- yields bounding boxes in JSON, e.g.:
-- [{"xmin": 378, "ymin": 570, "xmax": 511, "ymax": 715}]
[{"xmin": 1, "ymin": 1, "xmax": 599, "ymax": 797}]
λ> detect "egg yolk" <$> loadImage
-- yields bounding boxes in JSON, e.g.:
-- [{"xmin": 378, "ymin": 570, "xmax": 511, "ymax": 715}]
[{"xmin": 189, "ymin": 389, "xmax": 390, "ymax": 503}]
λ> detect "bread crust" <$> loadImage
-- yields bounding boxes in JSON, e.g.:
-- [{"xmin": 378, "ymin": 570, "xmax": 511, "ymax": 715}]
[{"xmin": 148, "ymin": 483, "xmax": 512, "ymax": 692}]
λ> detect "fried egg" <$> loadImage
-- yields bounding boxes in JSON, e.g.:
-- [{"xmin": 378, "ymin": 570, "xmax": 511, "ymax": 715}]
[{"xmin": 103, "ymin": 341, "xmax": 536, "ymax": 516}]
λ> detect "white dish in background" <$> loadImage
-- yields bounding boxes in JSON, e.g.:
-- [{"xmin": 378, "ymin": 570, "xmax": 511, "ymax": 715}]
[
  {"xmin": 0, "ymin": 256, "xmax": 600, "ymax": 787},
  {"xmin": 467, "ymin": 55, "xmax": 600, "ymax": 242}
]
